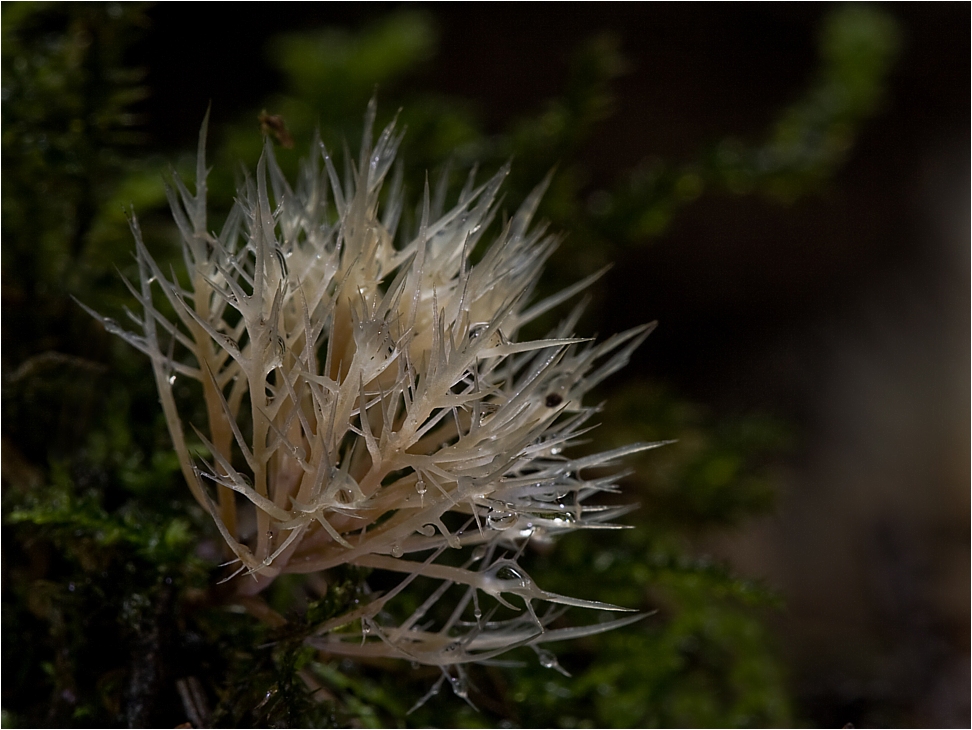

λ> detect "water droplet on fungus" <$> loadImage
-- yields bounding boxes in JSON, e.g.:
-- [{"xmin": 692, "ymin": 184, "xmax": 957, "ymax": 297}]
[
  {"xmin": 538, "ymin": 649, "xmax": 558, "ymax": 669},
  {"xmin": 487, "ymin": 509, "xmax": 517, "ymax": 530}
]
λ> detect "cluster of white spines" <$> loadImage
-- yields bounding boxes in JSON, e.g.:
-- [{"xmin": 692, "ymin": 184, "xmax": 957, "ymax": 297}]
[{"xmin": 86, "ymin": 101, "xmax": 660, "ymax": 679}]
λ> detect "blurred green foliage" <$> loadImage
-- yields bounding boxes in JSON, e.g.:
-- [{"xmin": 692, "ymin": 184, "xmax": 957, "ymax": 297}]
[{"xmin": 3, "ymin": 4, "xmax": 898, "ymax": 727}]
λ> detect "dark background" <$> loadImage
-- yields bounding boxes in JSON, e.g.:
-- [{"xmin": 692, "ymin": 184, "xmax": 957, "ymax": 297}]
[{"xmin": 128, "ymin": 4, "xmax": 969, "ymax": 726}]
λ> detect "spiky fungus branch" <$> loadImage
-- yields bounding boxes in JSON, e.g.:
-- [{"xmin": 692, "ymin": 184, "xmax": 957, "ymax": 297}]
[{"xmin": 83, "ymin": 101, "xmax": 664, "ymax": 702}]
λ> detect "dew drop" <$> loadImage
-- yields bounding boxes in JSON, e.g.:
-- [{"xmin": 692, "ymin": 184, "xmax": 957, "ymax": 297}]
[
  {"xmin": 167, "ymin": 373, "xmax": 177, "ymax": 385},
  {"xmin": 415, "ymin": 479, "xmax": 427, "ymax": 495},
  {"xmin": 487, "ymin": 509, "xmax": 517, "ymax": 530},
  {"xmin": 390, "ymin": 543, "xmax": 403, "ymax": 558},
  {"xmin": 102, "ymin": 317, "xmax": 123, "ymax": 335},
  {"xmin": 518, "ymin": 525, "xmax": 537, "ymax": 539},
  {"xmin": 538, "ymin": 649, "xmax": 558, "ymax": 669},
  {"xmin": 450, "ymin": 673, "xmax": 469, "ymax": 699},
  {"xmin": 495, "ymin": 564, "xmax": 524, "ymax": 583},
  {"xmin": 328, "ymin": 470, "xmax": 361, "ymax": 505}
]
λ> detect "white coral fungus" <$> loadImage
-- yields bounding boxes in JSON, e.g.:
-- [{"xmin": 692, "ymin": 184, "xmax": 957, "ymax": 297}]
[{"xmin": 85, "ymin": 102, "xmax": 662, "ymax": 693}]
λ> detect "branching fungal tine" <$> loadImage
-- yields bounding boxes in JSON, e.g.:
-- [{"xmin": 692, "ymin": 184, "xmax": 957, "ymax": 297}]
[{"xmin": 83, "ymin": 102, "xmax": 662, "ymax": 696}]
